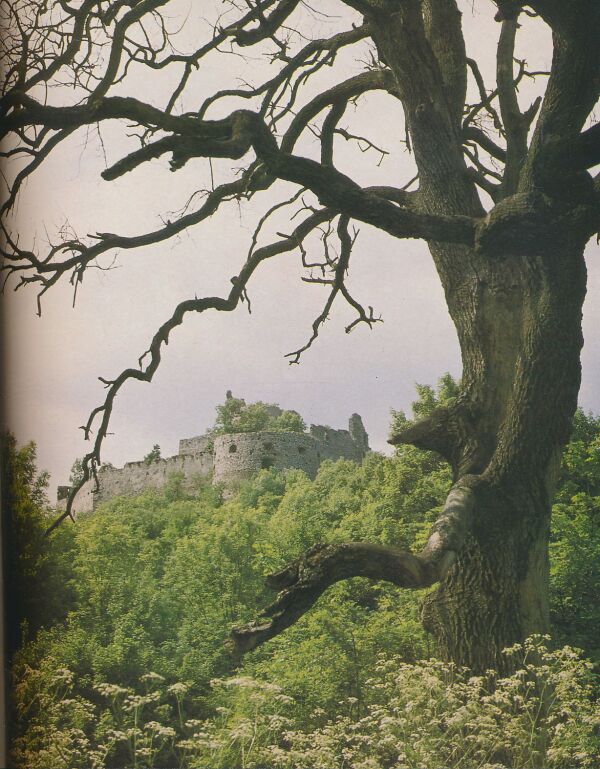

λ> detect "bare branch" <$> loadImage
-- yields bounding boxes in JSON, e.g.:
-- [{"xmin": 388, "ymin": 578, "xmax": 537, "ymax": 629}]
[
  {"xmin": 463, "ymin": 126, "xmax": 506, "ymax": 163},
  {"xmin": 196, "ymin": 25, "xmax": 370, "ymax": 120},
  {"xmin": 464, "ymin": 57, "xmax": 503, "ymax": 133},
  {"xmin": 231, "ymin": 0, "xmax": 302, "ymax": 47},
  {"xmin": 85, "ymin": 105, "xmax": 475, "ymax": 245},
  {"xmin": 285, "ymin": 214, "xmax": 380, "ymax": 363},
  {"xmin": 280, "ymin": 69, "xmax": 393, "ymax": 153},
  {"xmin": 1, "ymin": 128, "xmax": 77, "ymax": 216},
  {"xmin": 465, "ymin": 166, "xmax": 501, "ymax": 203},
  {"xmin": 334, "ymin": 127, "xmax": 389, "ymax": 166},
  {"xmin": 2, "ymin": 173, "xmax": 259, "ymax": 290},
  {"xmin": 320, "ymin": 100, "xmax": 347, "ymax": 166},
  {"xmin": 496, "ymin": 17, "xmax": 528, "ymax": 196},
  {"xmin": 45, "ymin": 203, "xmax": 334, "ymax": 534}
]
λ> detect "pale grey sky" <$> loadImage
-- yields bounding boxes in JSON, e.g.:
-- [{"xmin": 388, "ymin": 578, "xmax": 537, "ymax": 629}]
[{"xmin": 3, "ymin": 1, "xmax": 599, "ymax": 499}]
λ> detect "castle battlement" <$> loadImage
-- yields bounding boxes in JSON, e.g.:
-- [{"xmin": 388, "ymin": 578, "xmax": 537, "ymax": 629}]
[{"xmin": 57, "ymin": 404, "xmax": 369, "ymax": 515}]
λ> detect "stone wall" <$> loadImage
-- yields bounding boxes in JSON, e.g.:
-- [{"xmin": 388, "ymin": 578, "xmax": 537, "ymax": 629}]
[
  {"xmin": 57, "ymin": 477, "xmax": 96, "ymax": 515},
  {"xmin": 57, "ymin": 411, "xmax": 369, "ymax": 514},
  {"xmin": 213, "ymin": 431, "xmax": 320, "ymax": 484},
  {"xmin": 309, "ymin": 424, "xmax": 364, "ymax": 462},
  {"xmin": 60, "ymin": 450, "xmax": 213, "ymax": 515},
  {"xmin": 93, "ymin": 452, "xmax": 214, "ymax": 505},
  {"xmin": 349, "ymin": 413, "xmax": 369, "ymax": 456},
  {"xmin": 179, "ymin": 435, "xmax": 212, "ymax": 455}
]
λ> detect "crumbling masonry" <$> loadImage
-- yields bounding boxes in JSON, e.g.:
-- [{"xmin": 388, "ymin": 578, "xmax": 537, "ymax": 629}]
[{"xmin": 57, "ymin": 407, "xmax": 369, "ymax": 515}]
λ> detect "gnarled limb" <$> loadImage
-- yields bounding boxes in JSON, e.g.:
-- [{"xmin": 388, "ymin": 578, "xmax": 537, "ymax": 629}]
[
  {"xmin": 389, "ymin": 400, "xmax": 503, "ymax": 480},
  {"xmin": 232, "ymin": 0, "xmax": 302, "ymax": 48},
  {"xmin": 519, "ymin": 2, "xmax": 600, "ymax": 192},
  {"xmin": 230, "ymin": 478, "xmax": 476, "ymax": 654},
  {"xmin": 463, "ymin": 126, "xmax": 506, "ymax": 163},
  {"xmin": 543, "ymin": 121, "xmax": 600, "ymax": 175}
]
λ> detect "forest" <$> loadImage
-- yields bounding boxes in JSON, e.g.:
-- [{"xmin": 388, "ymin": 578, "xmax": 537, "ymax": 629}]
[{"xmin": 4, "ymin": 381, "xmax": 600, "ymax": 769}]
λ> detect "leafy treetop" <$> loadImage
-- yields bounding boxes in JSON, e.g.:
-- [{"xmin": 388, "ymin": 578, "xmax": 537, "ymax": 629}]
[
  {"xmin": 212, "ymin": 395, "xmax": 306, "ymax": 436},
  {"xmin": 143, "ymin": 444, "xmax": 162, "ymax": 464}
]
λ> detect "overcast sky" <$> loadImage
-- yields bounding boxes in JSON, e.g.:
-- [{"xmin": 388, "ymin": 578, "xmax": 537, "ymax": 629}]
[{"xmin": 3, "ymin": 1, "xmax": 600, "ymax": 500}]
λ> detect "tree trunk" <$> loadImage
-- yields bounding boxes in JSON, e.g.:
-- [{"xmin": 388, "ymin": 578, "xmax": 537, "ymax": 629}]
[
  {"xmin": 230, "ymin": 236, "xmax": 590, "ymax": 670},
  {"xmin": 229, "ymin": 1, "xmax": 600, "ymax": 674},
  {"xmin": 420, "ymin": 238, "xmax": 587, "ymax": 672},
  {"xmin": 421, "ymin": 483, "xmax": 551, "ymax": 672}
]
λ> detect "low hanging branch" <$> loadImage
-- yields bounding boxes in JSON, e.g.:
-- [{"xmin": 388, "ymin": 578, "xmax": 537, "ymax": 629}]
[{"xmin": 230, "ymin": 477, "xmax": 476, "ymax": 654}]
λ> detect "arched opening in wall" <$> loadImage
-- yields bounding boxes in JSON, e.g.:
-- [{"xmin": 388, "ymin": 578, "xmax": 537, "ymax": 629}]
[
  {"xmin": 229, "ymin": 444, "xmax": 237, "ymax": 453},
  {"xmin": 261, "ymin": 456, "xmax": 274, "ymax": 469},
  {"xmin": 298, "ymin": 446, "xmax": 306, "ymax": 455}
]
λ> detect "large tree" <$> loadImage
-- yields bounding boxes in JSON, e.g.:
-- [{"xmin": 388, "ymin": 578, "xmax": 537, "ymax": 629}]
[{"xmin": 1, "ymin": 0, "xmax": 599, "ymax": 672}]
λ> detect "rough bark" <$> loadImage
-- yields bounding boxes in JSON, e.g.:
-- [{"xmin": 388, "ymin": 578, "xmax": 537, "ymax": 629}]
[
  {"xmin": 420, "ymin": 231, "xmax": 587, "ymax": 670},
  {"xmin": 360, "ymin": 2, "xmax": 593, "ymax": 671}
]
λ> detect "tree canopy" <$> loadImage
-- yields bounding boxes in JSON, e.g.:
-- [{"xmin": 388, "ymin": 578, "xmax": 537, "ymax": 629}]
[
  {"xmin": 212, "ymin": 395, "xmax": 306, "ymax": 435},
  {"xmin": 143, "ymin": 443, "xmax": 162, "ymax": 464},
  {"xmin": 2, "ymin": 0, "xmax": 600, "ymax": 670}
]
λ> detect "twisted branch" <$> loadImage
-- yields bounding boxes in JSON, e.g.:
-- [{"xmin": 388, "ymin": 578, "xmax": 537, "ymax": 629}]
[
  {"xmin": 230, "ymin": 477, "xmax": 476, "ymax": 653},
  {"xmin": 44, "ymin": 204, "xmax": 333, "ymax": 534}
]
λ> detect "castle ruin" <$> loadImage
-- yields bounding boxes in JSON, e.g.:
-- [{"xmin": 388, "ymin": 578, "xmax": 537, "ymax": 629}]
[{"xmin": 57, "ymin": 400, "xmax": 369, "ymax": 515}]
